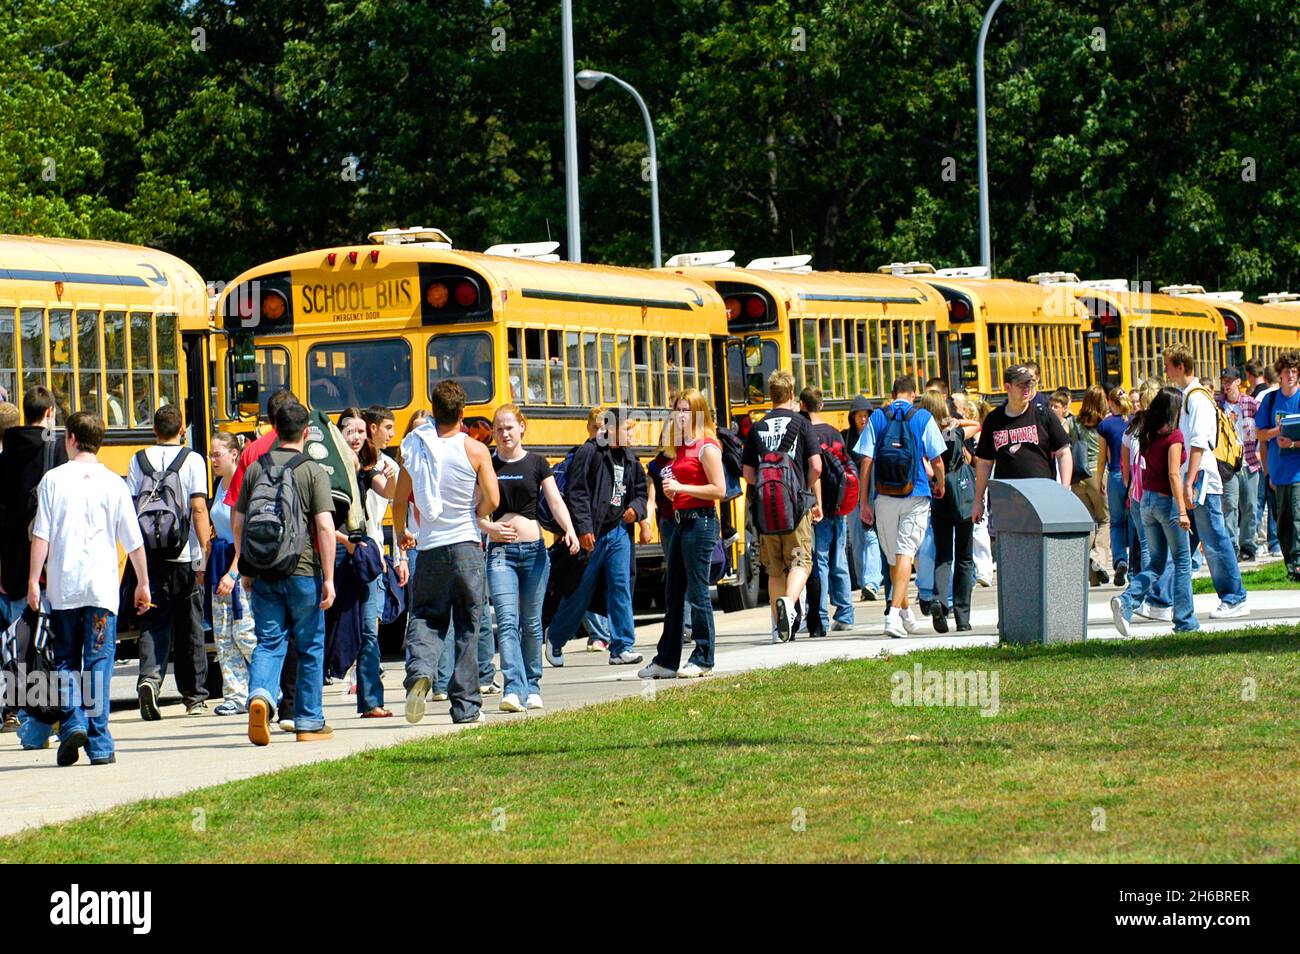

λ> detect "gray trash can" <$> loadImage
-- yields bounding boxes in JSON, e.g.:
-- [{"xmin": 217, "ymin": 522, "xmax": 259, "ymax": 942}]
[{"xmin": 988, "ymin": 478, "xmax": 1094, "ymax": 645}]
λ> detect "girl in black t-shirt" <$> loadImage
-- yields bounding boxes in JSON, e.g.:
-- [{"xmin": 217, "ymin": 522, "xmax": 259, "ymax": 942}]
[{"xmin": 480, "ymin": 405, "xmax": 580, "ymax": 712}]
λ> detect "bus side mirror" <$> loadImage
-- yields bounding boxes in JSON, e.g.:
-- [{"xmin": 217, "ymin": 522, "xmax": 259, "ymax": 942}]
[{"xmin": 744, "ymin": 335, "xmax": 762, "ymax": 368}]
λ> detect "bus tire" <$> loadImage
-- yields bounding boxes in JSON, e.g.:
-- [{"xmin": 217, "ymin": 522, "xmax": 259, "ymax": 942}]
[{"xmin": 718, "ymin": 530, "xmax": 761, "ymax": 612}]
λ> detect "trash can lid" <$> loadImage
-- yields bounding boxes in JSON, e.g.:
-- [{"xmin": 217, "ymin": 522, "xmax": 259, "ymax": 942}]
[{"xmin": 987, "ymin": 478, "xmax": 1095, "ymax": 534}]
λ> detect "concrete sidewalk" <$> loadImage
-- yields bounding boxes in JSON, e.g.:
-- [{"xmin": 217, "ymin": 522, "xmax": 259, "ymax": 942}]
[{"xmin": 2, "ymin": 579, "xmax": 1297, "ymax": 838}]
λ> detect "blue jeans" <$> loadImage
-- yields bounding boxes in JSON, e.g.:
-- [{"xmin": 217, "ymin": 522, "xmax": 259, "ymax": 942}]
[
  {"xmin": 18, "ymin": 708, "xmax": 63, "ymax": 749},
  {"xmin": 1234, "ymin": 468, "xmax": 1260, "ymax": 553},
  {"xmin": 356, "ymin": 574, "xmax": 384, "ymax": 713},
  {"xmin": 1190, "ymin": 492, "xmax": 1247, "ymax": 606},
  {"xmin": 656, "ymin": 510, "xmax": 719, "ymax": 669},
  {"xmin": 1132, "ymin": 511, "xmax": 1173, "ymax": 610},
  {"xmin": 433, "ymin": 574, "xmax": 496, "ymax": 693},
  {"xmin": 1119, "ymin": 493, "xmax": 1199, "ymax": 631},
  {"xmin": 50, "ymin": 607, "xmax": 117, "ymax": 761},
  {"xmin": 849, "ymin": 518, "xmax": 882, "ymax": 590},
  {"xmin": 487, "ymin": 540, "xmax": 550, "ymax": 700},
  {"xmin": 1106, "ymin": 469, "xmax": 1131, "ymax": 569},
  {"xmin": 915, "ymin": 523, "xmax": 936, "ymax": 601},
  {"xmin": 813, "ymin": 515, "xmax": 854, "ymax": 629},
  {"xmin": 1257, "ymin": 475, "xmax": 1279, "ymax": 549},
  {"xmin": 659, "ymin": 520, "xmax": 706, "ymax": 632},
  {"xmin": 549, "ymin": 524, "xmax": 636, "ymax": 656},
  {"xmin": 249, "ymin": 576, "xmax": 327, "ymax": 732}
]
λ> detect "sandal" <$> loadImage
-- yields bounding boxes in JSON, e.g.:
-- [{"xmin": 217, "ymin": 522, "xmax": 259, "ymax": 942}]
[{"xmin": 361, "ymin": 707, "xmax": 393, "ymax": 719}]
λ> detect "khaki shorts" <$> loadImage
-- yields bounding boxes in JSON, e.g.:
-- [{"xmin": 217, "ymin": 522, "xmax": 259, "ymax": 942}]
[
  {"xmin": 875, "ymin": 494, "xmax": 932, "ymax": 565},
  {"xmin": 759, "ymin": 512, "xmax": 814, "ymax": 576}
]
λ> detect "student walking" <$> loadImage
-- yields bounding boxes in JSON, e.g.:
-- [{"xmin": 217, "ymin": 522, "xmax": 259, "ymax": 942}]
[
  {"xmin": 921, "ymin": 390, "xmax": 977, "ymax": 633},
  {"xmin": 482, "ymin": 404, "xmax": 579, "ymax": 711},
  {"xmin": 742, "ymin": 370, "xmax": 823, "ymax": 643},
  {"xmin": 843, "ymin": 395, "xmax": 882, "ymax": 600},
  {"xmin": 639, "ymin": 389, "xmax": 727, "ymax": 679},
  {"xmin": 1111, "ymin": 387, "xmax": 1199, "ymax": 635},
  {"xmin": 206, "ymin": 432, "xmax": 257, "ymax": 715},
  {"xmin": 1121, "ymin": 381, "xmax": 1174, "ymax": 622},
  {"xmin": 1096, "ymin": 387, "xmax": 1133, "ymax": 585},
  {"xmin": 1070, "ymin": 385, "xmax": 1112, "ymax": 586},
  {"xmin": 227, "ymin": 402, "xmax": 339, "ymax": 745},
  {"xmin": 1253, "ymin": 350, "xmax": 1300, "ymax": 581},
  {"xmin": 393, "ymin": 381, "xmax": 499, "ymax": 725},
  {"xmin": 1163, "ymin": 345, "xmax": 1248, "ymax": 619},
  {"xmin": 129, "ymin": 403, "xmax": 212, "ymax": 719},
  {"xmin": 1216, "ymin": 368, "xmax": 1261, "ymax": 562},
  {"xmin": 544, "ymin": 407, "xmax": 647, "ymax": 666},
  {"xmin": 802, "ymin": 387, "xmax": 856, "ymax": 634},
  {"xmin": 28, "ymin": 412, "xmax": 152, "ymax": 766},
  {"xmin": 856, "ymin": 376, "xmax": 947, "ymax": 638}
]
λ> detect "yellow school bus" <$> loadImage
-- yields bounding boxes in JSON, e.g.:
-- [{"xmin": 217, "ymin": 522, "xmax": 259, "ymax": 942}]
[
  {"xmin": 209, "ymin": 228, "xmax": 757, "ymax": 609},
  {"xmin": 879, "ymin": 263, "xmax": 1091, "ymax": 402},
  {"xmin": 662, "ymin": 251, "xmax": 950, "ymax": 433},
  {"xmin": 1158, "ymin": 286, "xmax": 1300, "ymax": 376},
  {"xmin": 1026, "ymin": 274, "xmax": 1226, "ymax": 392},
  {"xmin": 0, "ymin": 235, "xmax": 212, "ymax": 473}
]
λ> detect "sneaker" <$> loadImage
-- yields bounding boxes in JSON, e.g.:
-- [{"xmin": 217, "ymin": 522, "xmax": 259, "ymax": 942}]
[
  {"xmin": 861, "ymin": 585, "xmax": 879, "ymax": 601},
  {"xmin": 677, "ymin": 662, "xmax": 710, "ymax": 678},
  {"xmin": 213, "ymin": 700, "xmax": 245, "ymax": 716},
  {"xmin": 931, "ymin": 603, "xmax": 949, "ymax": 634},
  {"xmin": 89, "ymin": 753, "xmax": 116, "ymax": 766},
  {"xmin": 296, "ymin": 725, "xmax": 335, "ymax": 742},
  {"xmin": 1209, "ymin": 601, "xmax": 1249, "ymax": 620},
  {"xmin": 976, "ymin": 575, "xmax": 993, "ymax": 588},
  {"xmin": 1, "ymin": 712, "xmax": 17, "ymax": 732},
  {"xmin": 1270, "ymin": 547, "xmax": 1283, "ymax": 558},
  {"xmin": 248, "ymin": 698, "xmax": 272, "ymax": 746},
  {"xmin": 683, "ymin": 625, "xmax": 693, "ymax": 640},
  {"xmin": 956, "ymin": 623, "xmax": 973, "ymax": 632},
  {"xmin": 480, "ymin": 681, "xmax": 502, "ymax": 695},
  {"xmin": 1110, "ymin": 595, "xmax": 1131, "ymax": 638},
  {"xmin": 430, "ymin": 691, "xmax": 449, "ymax": 702},
  {"xmin": 1113, "ymin": 562, "xmax": 1128, "ymax": 587},
  {"xmin": 544, "ymin": 637, "xmax": 565, "ymax": 668},
  {"xmin": 454, "ymin": 711, "xmax": 487, "ymax": 725},
  {"xmin": 586, "ymin": 637, "xmax": 609, "ymax": 653},
  {"xmin": 405, "ymin": 676, "xmax": 431, "ymax": 724},
  {"xmin": 832, "ymin": 620, "xmax": 855, "ymax": 632},
  {"xmin": 138, "ymin": 682, "xmax": 161, "ymax": 721},
  {"xmin": 21, "ymin": 739, "xmax": 50, "ymax": 751},
  {"xmin": 883, "ymin": 611, "xmax": 907, "ymax": 639},
  {"xmin": 56, "ymin": 729, "xmax": 88, "ymax": 767},
  {"xmin": 791, "ymin": 602, "xmax": 804, "ymax": 635},
  {"xmin": 1096, "ymin": 565, "xmax": 1110, "ymax": 585},
  {"xmin": 347, "ymin": 683, "xmax": 357, "ymax": 695},
  {"xmin": 609, "ymin": 650, "xmax": 644, "ymax": 665},
  {"xmin": 525, "ymin": 694, "xmax": 544, "ymax": 710},
  {"xmin": 1240, "ymin": 548, "xmax": 1257, "ymax": 563},
  {"xmin": 638, "ymin": 662, "xmax": 677, "ymax": 679},
  {"xmin": 185, "ymin": 701, "xmax": 208, "ymax": 716},
  {"xmin": 771, "ymin": 627, "xmax": 783, "ymax": 644},
  {"xmin": 278, "ymin": 719, "xmax": 296, "ymax": 733},
  {"xmin": 499, "ymin": 694, "xmax": 525, "ymax": 713},
  {"xmin": 775, "ymin": 596, "xmax": 794, "ymax": 643},
  {"xmin": 899, "ymin": 608, "xmax": 920, "ymax": 634},
  {"xmin": 1135, "ymin": 602, "xmax": 1173, "ymax": 622}
]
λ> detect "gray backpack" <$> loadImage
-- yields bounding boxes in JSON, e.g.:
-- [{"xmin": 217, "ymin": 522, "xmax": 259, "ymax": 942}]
[
  {"xmin": 241, "ymin": 452, "xmax": 309, "ymax": 579},
  {"xmin": 134, "ymin": 448, "xmax": 192, "ymax": 559}
]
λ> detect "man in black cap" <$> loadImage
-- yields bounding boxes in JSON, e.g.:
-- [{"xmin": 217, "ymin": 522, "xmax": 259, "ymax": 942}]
[{"xmin": 972, "ymin": 364, "xmax": 1072, "ymax": 524}]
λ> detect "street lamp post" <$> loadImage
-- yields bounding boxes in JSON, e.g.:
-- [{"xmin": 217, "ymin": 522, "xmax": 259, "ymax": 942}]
[
  {"xmin": 976, "ymin": 0, "xmax": 1005, "ymax": 271},
  {"xmin": 562, "ymin": 0, "xmax": 581, "ymax": 262},
  {"xmin": 576, "ymin": 69, "xmax": 662, "ymax": 268}
]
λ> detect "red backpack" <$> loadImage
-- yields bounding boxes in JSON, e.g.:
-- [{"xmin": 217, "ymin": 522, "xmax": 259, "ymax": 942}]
[
  {"xmin": 756, "ymin": 424, "xmax": 807, "ymax": 534},
  {"xmin": 817, "ymin": 430, "xmax": 860, "ymax": 516}
]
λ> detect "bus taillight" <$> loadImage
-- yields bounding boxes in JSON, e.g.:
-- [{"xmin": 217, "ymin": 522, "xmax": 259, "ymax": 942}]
[
  {"xmin": 426, "ymin": 282, "xmax": 450, "ymax": 308},
  {"xmin": 949, "ymin": 298, "xmax": 971, "ymax": 322},
  {"xmin": 744, "ymin": 296, "xmax": 765, "ymax": 319},
  {"xmin": 724, "ymin": 297, "xmax": 741, "ymax": 320},
  {"xmin": 261, "ymin": 291, "xmax": 287, "ymax": 321},
  {"xmin": 455, "ymin": 280, "xmax": 478, "ymax": 308}
]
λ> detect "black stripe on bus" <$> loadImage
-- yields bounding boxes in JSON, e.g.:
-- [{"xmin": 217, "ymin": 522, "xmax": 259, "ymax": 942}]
[
  {"xmin": 521, "ymin": 288, "xmax": 695, "ymax": 311},
  {"xmin": 101, "ymin": 427, "xmax": 161, "ymax": 446},
  {"xmin": 1132, "ymin": 307, "xmax": 1209, "ymax": 318},
  {"xmin": 0, "ymin": 268, "xmax": 151, "ymax": 287},
  {"xmin": 798, "ymin": 293, "xmax": 922, "ymax": 304},
  {"xmin": 1251, "ymin": 321, "xmax": 1300, "ymax": 334}
]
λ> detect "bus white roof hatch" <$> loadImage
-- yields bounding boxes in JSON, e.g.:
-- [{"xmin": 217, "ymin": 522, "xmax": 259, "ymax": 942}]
[
  {"xmin": 483, "ymin": 241, "xmax": 561, "ymax": 261},
  {"xmin": 1160, "ymin": 285, "xmax": 1244, "ymax": 302},
  {"xmin": 935, "ymin": 265, "xmax": 991, "ymax": 278},
  {"xmin": 1027, "ymin": 271, "xmax": 1081, "ymax": 285},
  {"xmin": 664, "ymin": 249, "xmax": 736, "ymax": 268},
  {"xmin": 1078, "ymin": 278, "xmax": 1129, "ymax": 291},
  {"xmin": 368, "ymin": 227, "xmax": 454, "ymax": 247},
  {"xmin": 1260, "ymin": 292, "xmax": 1300, "ymax": 304},
  {"xmin": 878, "ymin": 262, "xmax": 936, "ymax": 276},
  {"xmin": 745, "ymin": 254, "xmax": 812, "ymax": 272}
]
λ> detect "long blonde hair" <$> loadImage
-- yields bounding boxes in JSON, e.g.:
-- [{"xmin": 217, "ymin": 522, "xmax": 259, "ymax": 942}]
[
  {"xmin": 917, "ymin": 390, "xmax": 950, "ymax": 430},
  {"xmin": 669, "ymin": 388, "xmax": 717, "ymax": 446}
]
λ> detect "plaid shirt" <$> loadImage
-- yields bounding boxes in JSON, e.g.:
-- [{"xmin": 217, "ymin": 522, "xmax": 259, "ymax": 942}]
[{"xmin": 1217, "ymin": 391, "xmax": 1261, "ymax": 472}]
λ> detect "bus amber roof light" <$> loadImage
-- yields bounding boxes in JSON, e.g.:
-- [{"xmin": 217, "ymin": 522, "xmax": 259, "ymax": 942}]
[
  {"xmin": 744, "ymin": 297, "xmax": 765, "ymax": 319},
  {"xmin": 261, "ymin": 292, "xmax": 286, "ymax": 321},
  {"xmin": 455, "ymin": 280, "xmax": 478, "ymax": 308},
  {"xmin": 724, "ymin": 297, "xmax": 741, "ymax": 320},
  {"xmin": 426, "ymin": 283, "xmax": 449, "ymax": 308}
]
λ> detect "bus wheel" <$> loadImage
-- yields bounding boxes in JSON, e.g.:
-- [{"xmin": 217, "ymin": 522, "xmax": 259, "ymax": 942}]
[{"xmin": 718, "ymin": 528, "xmax": 761, "ymax": 612}]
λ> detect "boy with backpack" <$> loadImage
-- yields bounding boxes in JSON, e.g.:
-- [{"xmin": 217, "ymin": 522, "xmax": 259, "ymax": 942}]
[
  {"xmin": 742, "ymin": 370, "xmax": 823, "ymax": 643},
  {"xmin": 128, "ymin": 403, "xmax": 212, "ymax": 719},
  {"xmin": 855, "ymin": 375, "xmax": 947, "ymax": 639},
  {"xmin": 229, "ymin": 402, "xmax": 338, "ymax": 744},
  {"xmin": 800, "ymin": 387, "xmax": 856, "ymax": 634}
]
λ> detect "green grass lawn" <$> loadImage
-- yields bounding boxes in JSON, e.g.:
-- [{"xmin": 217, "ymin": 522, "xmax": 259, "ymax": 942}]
[
  {"xmin": 1193, "ymin": 560, "xmax": 1297, "ymax": 594},
  {"xmin": 3, "ymin": 627, "xmax": 1299, "ymax": 863}
]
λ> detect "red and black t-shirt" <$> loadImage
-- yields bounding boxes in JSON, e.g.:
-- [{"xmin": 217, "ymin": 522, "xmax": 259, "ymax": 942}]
[{"xmin": 975, "ymin": 402, "xmax": 1069, "ymax": 480}]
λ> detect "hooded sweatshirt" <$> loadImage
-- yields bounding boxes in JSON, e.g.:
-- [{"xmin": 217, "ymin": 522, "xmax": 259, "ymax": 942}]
[
  {"xmin": 843, "ymin": 396, "xmax": 875, "ymax": 468},
  {"xmin": 0, "ymin": 426, "xmax": 68, "ymax": 597}
]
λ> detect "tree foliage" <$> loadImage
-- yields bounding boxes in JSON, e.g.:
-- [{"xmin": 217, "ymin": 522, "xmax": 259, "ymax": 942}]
[{"xmin": 2, "ymin": 0, "xmax": 1298, "ymax": 298}]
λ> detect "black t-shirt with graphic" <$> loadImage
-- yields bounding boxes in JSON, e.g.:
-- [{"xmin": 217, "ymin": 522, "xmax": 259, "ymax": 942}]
[
  {"xmin": 975, "ymin": 402, "xmax": 1069, "ymax": 480},
  {"xmin": 741, "ymin": 408, "xmax": 819, "ymax": 492}
]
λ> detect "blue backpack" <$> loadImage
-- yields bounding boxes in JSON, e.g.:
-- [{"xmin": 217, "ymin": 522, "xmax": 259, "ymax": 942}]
[
  {"xmin": 537, "ymin": 446, "xmax": 577, "ymax": 534},
  {"xmin": 873, "ymin": 405, "xmax": 921, "ymax": 497}
]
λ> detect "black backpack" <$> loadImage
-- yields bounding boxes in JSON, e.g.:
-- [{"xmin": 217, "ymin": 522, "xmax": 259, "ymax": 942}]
[
  {"xmin": 716, "ymin": 427, "xmax": 745, "ymax": 500},
  {"xmin": 134, "ymin": 447, "xmax": 193, "ymax": 559},
  {"xmin": 241, "ymin": 452, "xmax": 310, "ymax": 579}
]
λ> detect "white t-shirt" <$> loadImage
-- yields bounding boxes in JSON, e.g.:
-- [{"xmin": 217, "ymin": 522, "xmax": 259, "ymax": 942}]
[
  {"xmin": 364, "ymin": 454, "xmax": 400, "ymax": 557},
  {"xmin": 126, "ymin": 444, "xmax": 209, "ymax": 564},
  {"xmin": 33, "ymin": 460, "xmax": 144, "ymax": 612},
  {"xmin": 1179, "ymin": 378, "xmax": 1222, "ymax": 502}
]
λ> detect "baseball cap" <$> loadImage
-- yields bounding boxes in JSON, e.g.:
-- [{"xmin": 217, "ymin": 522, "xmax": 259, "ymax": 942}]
[{"xmin": 1004, "ymin": 364, "xmax": 1035, "ymax": 385}]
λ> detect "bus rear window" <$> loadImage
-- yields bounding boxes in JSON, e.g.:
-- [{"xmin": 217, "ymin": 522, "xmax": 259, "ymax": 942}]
[
  {"xmin": 308, "ymin": 338, "xmax": 412, "ymax": 410},
  {"xmin": 428, "ymin": 332, "xmax": 493, "ymax": 405}
]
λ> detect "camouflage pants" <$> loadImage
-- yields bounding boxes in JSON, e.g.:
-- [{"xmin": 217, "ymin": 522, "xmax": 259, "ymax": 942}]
[{"xmin": 212, "ymin": 594, "xmax": 257, "ymax": 706}]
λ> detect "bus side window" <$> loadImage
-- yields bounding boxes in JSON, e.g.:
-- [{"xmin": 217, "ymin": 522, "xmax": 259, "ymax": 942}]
[
  {"xmin": 695, "ymin": 339, "xmax": 711, "ymax": 409},
  {"xmin": 525, "ymin": 327, "xmax": 547, "ymax": 403},
  {"xmin": 0, "ymin": 308, "xmax": 15, "ymax": 404},
  {"xmin": 49, "ymin": 309, "xmax": 73, "ymax": 422},
  {"xmin": 20, "ymin": 307, "xmax": 46, "ymax": 397},
  {"xmin": 507, "ymin": 327, "xmax": 523, "ymax": 402},
  {"xmin": 650, "ymin": 337, "xmax": 667, "ymax": 407},
  {"xmin": 680, "ymin": 336, "xmax": 697, "ymax": 392},
  {"xmin": 600, "ymin": 334, "xmax": 616, "ymax": 404},
  {"xmin": 104, "ymin": 311, "xmax": 128, "ymax": 427},
  {"xmin": 129, "ymin": 311, "xmax": 155, "ymax": 427},
  {"xmin": 617, "ymin": 334, "xmax": 632, "ymax": 405},
  {"xmin": 566, "ymin": 331, "xmax": 584, "ymax": 405},
  {"xmin": 76, "ymin": 310, "xmax": 103, "ymax": 418},
  {"xmin": 666, "ymin": 339, "xmax": 682, "ymax": 396},
  {"xmin": 583, "ymin": 333, "xmax": 598, "ymax": 406},
  {"xmin": 633, "ymin": 335, "xmax": 650, "ymax": 407},
  {"xmin": 156, "ymin": 313, "xmax": 180, "ymax": 411},
  {"xmin": 547, "ymin": 330, "xmax": 565, "ymax": 404}
]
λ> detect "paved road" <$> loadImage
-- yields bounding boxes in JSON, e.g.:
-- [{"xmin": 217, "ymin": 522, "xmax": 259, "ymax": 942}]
[{"xmin": 2, "ymin": 574, "xmax": 1297, "ymax": 837}]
